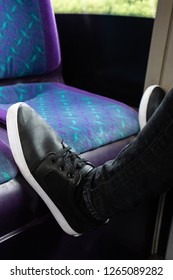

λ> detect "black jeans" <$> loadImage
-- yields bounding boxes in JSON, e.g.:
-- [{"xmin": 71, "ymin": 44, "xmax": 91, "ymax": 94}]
[{"xmin": 83, "ymin": 88, "xmax": 173, "ymax": 220}]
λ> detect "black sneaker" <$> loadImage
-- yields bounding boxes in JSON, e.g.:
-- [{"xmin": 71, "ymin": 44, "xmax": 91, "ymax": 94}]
[
  {"xmin": 138, "ymin": 85, "xmax": 165, "ymax": 129},
  {"xmin": 7, "ymin": 102, "xmax": 107, "ymax": 236}
]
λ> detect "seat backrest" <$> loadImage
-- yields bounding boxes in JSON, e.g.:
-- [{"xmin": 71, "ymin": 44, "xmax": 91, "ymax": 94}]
[{"xmin": 0, "ymin": 0, "xmax": 61, "ymax": 80}]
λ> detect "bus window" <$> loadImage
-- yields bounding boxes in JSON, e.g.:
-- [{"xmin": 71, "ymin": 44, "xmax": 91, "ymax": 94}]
[{"xmin": 51, "ymin": 0, "xmax": 158, "ymax": 18}]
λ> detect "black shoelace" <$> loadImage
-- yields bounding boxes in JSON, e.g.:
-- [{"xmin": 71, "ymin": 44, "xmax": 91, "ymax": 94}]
[{"xmin": 51, "ymin": 141, "xmax": 90, "ymax": 178}]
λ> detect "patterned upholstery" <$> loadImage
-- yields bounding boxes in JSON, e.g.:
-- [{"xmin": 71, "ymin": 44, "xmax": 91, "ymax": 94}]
[
  {"xmin": 0, "ymin": 0, "xmax": 60, "ymax": 79},
  {"xmin": 0, "ymin": 126, "xmax": 18, "ymax": 183},
  {"xmin": 0, "ymin": 82, "xmax": 139, "ymax": 184},
  {"xmin": 0, "ymin": 0, "xmax": 140, "ymax": 185}
]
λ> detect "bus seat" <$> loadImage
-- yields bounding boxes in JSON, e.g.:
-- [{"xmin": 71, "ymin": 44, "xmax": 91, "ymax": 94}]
[{"xmin": 0, "ymin": 0, "xmax": 139, "ymax": 254}]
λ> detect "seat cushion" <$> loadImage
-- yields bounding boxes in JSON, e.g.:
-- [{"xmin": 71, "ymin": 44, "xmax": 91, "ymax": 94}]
[
  {"xmin": 0, "ymin": 82, "xmax": 139, "ymax": 184},
  {"xmin": 0, "ymin": 126, "xmax": 18, "ymax": 184}
]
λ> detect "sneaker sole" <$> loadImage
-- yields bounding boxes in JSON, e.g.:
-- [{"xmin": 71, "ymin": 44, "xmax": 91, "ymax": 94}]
[
  {"xmin": 6, "ymin": 102, "xmax": 80, "ymax": 237},
  {"xmin": 138, "ymin": 85, "xmax": 162, "ymax": 129}
]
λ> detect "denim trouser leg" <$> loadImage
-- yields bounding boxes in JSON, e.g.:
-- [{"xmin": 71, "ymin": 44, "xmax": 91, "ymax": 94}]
[{"xmin": 83, "ymin": 88, "xmax": 173, "ymax": 220}]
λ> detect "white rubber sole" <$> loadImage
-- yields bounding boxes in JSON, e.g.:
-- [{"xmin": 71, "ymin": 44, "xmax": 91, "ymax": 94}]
[
  {"xmin": 6, "ymin": 102, "xmax": 80, "ymax": 236},
  {"xmin": 138, "ymin": 85, "xmax": 160, "ymax": 130}
]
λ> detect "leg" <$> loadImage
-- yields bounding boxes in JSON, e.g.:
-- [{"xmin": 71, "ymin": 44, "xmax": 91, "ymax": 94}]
[
  {"xmin": 6, "ymin": 88, "xmax": 173, "ymax": 235},
  {"xmin": 85, "ymin": 87, "xmax": 173, "ymax": 219}
]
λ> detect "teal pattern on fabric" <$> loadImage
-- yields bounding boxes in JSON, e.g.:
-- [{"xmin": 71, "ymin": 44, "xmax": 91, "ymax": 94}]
[
  {"xmin": 0, "ymin": 127, "xmax": 18, "ymax": 184},
  {"xmin": 0, "ymin": 82, "xmax": 139, "ymax": 154},
  {"xmin": 0, "ymin": 149, "xmax": 18, "ymax": 182},
  {"xmin": 0, "ymin": 82, "xmax": 140, "ymax": 184},
  {"xmin": 0, "ymin": 1, "xmax": 139, "ymax": 185},
  {"xmin": 0, "ymin": 0, "xmax": 46, "ymax": 78}
]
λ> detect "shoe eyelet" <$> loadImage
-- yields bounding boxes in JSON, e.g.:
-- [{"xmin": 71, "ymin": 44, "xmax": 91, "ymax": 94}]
[
  {"xmin": 67, "ymin": 173, "xmax": 75, "ymax": 179},
  {"xmin": 58, "ymin": 166, "xmax": 64, "ymax": 171},
  {"xmin": 51, "ymin": 158, "xmax": 56, "ymax": 164}
]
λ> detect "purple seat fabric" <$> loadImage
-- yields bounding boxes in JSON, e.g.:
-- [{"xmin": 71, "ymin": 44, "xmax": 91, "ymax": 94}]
[
  {"xmin": 0, "ymin": 0, "xmax": 140, "ymax": 246},
  {"xmin": 0, "ymin": 0, "xmax": 140, "ymax": 186},
  {"xmin": 0, "ymin": 82, "xmax": 139, "ymax": 184},
  {"xmin": 0, "ymin": 0, "xmax": 140, "ymax": 185},
  {"xmin": 0, "ymin": 126, "xmax": 18, "ymax": 183},
  {"xmin": 0, "ymin": 82, "xmax": 139, "ymax": 150},
  {"xmin": 0, "ymin": 0, "xmax": 60, "ymax": 79}
]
